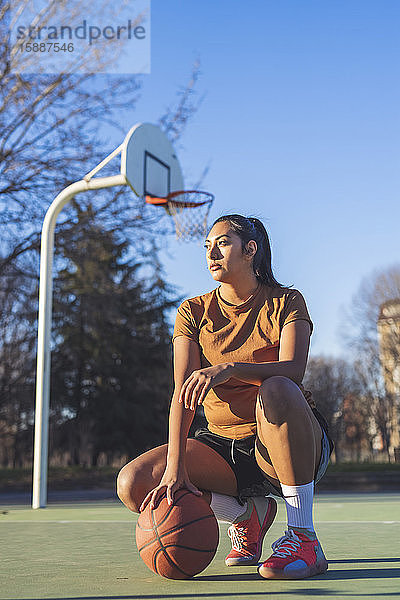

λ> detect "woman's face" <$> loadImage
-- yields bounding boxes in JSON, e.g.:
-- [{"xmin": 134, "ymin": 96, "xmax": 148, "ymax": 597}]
[{"xmin": 204, "ymin": 221, "xmax": 256, "ymax": 283}]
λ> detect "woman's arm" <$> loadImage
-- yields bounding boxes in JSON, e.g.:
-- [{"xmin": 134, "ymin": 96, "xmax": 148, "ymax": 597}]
[
  {"xmin": 232, "ymin": 320, "xmax": 311, "ymax": 385},
  {"xmin": 167, "ymin": 336, "xmax": 202, "ymax": 468},
  {"xmin": 140, "ymin": 335, "xmax": 203, "ymax": 509},
  {"xmin": 180, "ymin": 320, "xmax": 311, "ymax": 410}
]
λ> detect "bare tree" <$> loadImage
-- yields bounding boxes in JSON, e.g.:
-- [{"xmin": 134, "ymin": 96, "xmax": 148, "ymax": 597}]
[
  {"xmin": 344, "ymin": 265, "xmax": 400, "ymax": 461},
  {"xmin": 303, "ymin": 356, "xmax": 367, "ymax": 462},
  {"xmin": 1, "ymin": 1, "xmax": 202, "ymax": 264},
  {"xmin": 1, "ymin": 4, "xmax": 141, "ymax": 255},
  {"xmin": 6, "ymin": 0, "xmax": 145, "ymax": 77}
]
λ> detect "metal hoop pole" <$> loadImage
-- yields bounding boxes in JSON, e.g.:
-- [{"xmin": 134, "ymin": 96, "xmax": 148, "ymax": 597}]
[{"xmin": 32, "ymin": 174, "xmax": 125, "ymax": 509}]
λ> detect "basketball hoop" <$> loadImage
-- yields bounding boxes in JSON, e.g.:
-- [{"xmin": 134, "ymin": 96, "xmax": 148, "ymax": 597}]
[{"xmin": 145, "ymin": 190, "xmax": 214, "ymax": 241}]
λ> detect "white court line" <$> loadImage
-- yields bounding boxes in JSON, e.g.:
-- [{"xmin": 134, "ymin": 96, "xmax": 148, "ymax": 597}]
[
  {"xmin": 1, "ymin": 519, "xmax": 399, "ymax": 524},
  {"xmin": 318, "ymin": 520, "xmax": 400, "ymax": 524},
  {"xmin": 219, "ymin": 519, "xmax": 400, "ymax": 524},
  {"xmin": 0, "ymin": 520, "xmax": 134, "ymax": 523}
]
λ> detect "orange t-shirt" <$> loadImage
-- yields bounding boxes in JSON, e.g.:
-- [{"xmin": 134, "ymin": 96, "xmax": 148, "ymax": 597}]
[{"xmin": 172, "ymin": 284, "xmax": 313, "ymax": 440}]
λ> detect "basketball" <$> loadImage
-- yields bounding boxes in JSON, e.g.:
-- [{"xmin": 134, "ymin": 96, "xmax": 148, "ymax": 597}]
[{"xmin": 135, "ymin": 488, "xmax": 219, "ymax": 579}]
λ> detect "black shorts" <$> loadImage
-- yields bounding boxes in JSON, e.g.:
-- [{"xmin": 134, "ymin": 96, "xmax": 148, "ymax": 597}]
[{"xmin": 192, "ymin": 409, "xmax": 333, "ymax": 503}]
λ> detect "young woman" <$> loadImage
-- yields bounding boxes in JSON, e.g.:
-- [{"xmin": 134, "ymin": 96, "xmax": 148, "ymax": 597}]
[{"xmin": 117, "ymin": 214, "xmax": 333, "ymax": 580}]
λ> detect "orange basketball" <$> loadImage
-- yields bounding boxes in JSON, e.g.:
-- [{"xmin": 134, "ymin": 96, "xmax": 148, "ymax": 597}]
[{"xmin": 135, "ymin": 488, "xmax": 219, "ymax": 579}]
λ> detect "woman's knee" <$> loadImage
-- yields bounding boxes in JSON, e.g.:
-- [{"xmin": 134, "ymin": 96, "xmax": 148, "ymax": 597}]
[
  {"xmin": 116, "ymin": 459, "xmax": 144, "ymax": 511},
  {"xmin": 116, "ymin": 450, "xmax": 166, "ymax": 512},
  {"xmin": 256, "ymin": 376, "xmax": 300, "ymax": 424}
]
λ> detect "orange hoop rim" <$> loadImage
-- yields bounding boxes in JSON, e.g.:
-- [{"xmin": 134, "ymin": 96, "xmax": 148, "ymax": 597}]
[{"xmin": 145, "ymin": 190, "xmax": 214, "ymax": 208}]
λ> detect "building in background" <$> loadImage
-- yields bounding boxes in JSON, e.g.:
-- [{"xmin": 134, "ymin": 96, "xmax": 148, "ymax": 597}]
[{"xmin": 377, "ymin": 299, "xmax": 400, "ymax": 461}]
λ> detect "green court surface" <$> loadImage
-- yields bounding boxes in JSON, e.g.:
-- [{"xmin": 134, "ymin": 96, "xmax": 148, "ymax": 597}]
[{"xmin": 1, "ymin": 493, "xmax": 399, "ymax": 600}]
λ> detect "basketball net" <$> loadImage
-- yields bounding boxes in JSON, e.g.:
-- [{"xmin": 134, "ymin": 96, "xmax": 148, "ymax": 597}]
[{"xmin": 146, "ymin": 191, "xmax": 214, "ymax": 242}]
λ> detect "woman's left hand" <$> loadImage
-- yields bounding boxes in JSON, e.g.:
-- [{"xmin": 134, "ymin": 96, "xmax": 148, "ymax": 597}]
[{"xmin": 179, "ymin": 363, "xmax": 234, "ymax": 410}]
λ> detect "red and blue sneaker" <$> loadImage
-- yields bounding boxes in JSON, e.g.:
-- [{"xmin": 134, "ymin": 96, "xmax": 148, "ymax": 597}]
[
  {"xmin": 225, "ymin": 496, "xmax": 277, "ymax": 566},
  {"xmin": 258, "ymin": 528, "xmax": 328, "ymax": 579}
]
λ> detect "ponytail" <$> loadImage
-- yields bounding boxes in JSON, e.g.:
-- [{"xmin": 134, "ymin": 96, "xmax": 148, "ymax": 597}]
[{"xmin": 210, "ymin": 214, "xmax": 284, "ymax": 288}]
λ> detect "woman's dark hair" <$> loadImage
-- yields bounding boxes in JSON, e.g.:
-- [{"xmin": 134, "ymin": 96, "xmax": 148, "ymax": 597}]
[{"xmin": 210, "ymin": 214, "xmax": 283, "ymax": 288}]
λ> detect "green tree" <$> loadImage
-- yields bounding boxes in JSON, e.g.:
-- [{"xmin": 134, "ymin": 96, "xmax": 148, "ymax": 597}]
[
  {"xmin": 0, "ymin": 265, "xmax": 37, "ymax": 467},
  {"xmin": 50, "ymin": 205, "xmax": 178, "ymax": 466}
]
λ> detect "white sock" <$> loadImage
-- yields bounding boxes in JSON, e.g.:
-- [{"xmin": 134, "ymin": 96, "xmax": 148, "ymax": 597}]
[
  {"xmin": 280, "ymin": 481, "xmax": 315, "ymax": 531},
  {"xmin": 210, "ymin": 492, "xmax": 247, "ymax": 523}
]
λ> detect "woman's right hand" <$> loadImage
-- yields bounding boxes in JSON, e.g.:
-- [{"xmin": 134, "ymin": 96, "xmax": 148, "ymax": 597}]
[{"xmin": 139, "ymin": 465, "xmax": 202, "ymax": 512}]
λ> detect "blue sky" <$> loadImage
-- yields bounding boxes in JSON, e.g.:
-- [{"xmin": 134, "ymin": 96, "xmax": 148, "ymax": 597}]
[{"xmin": 128, "ymin": 1, "xmax": 400, "ymax": 357}]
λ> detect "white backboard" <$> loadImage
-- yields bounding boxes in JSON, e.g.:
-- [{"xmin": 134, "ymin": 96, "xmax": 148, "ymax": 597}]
[{"xmin": 121, "ymin": 123, "xmax": 184, "ymax": 198}]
